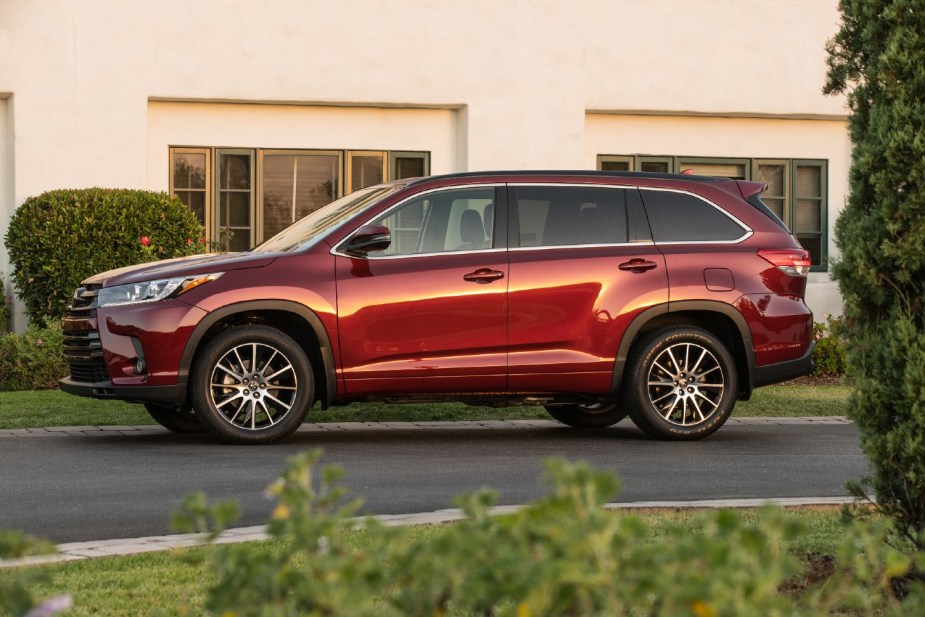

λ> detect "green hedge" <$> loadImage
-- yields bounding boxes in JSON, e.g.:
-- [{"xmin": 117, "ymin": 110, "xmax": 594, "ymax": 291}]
[
  {"xmin": 4, "ymin": 189, "xmax": 205, "ymax": 324},
  {"xmin": 0, "ymin": 320, "xmax": 67, "ymax": 391}
]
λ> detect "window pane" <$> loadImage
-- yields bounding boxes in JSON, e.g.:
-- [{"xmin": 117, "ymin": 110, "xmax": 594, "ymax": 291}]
[
  {"xmin": 796, "ymin": 166, "xmax": 822, "ymax": 198},
  {"xmin": 394, "ymin": 156, "xmax": 426, "ymax": 179},
  {"xmin": 680, "ymin": 161, "xmax": 746, "ymax": 179},
  {"xmin": 177, "ymin": 191, "xmax": 206, "ymax": 227},
  {"xmin": 220, "ymin": 154, "xmax": 251, "ymax": 190},
  {"xmin": 262, "ymin": 154, "xmax": 339, "ymax": 240},
  {"xmin": 371, "ymin": 187, "xmax": 494, "ymax": 255},
  {"xmin": 513, "ymin": 186, "xmax": 628, "ymax": 247},
  {"xmin": 758, "ymin": 164, "xmax": 785, "ymax": 198},
  {"xmin": 227, "ymin": 230, "xmax": 251, "ymax": 253},
  {"xmin": 640, "ymin": 161, "xmax": 669, "ymax": 173},
  {"xmin": 601, "ymin": 160, "xmax": 630, "ymax": 171},
  {"xmin": 351, "ymin": 155, "xmax": 384, "ymax": 192},
  {"xmin": 763, "ymin": 197, "xmax": 785, "ymax": 220},
  {"xmin": 640, "ymin": 190, "xmax": 746, "ymax": 242},
  {"xmin": 795, "ymin": 199, "xmax": 822, "ymax": 233},
  {"xmin": 173, "ymin": 153, "xmax": 207, "ymax": 190},
  {"xmin": 797, "ymin": 234, "xmax": 822, "ymax": 266},
  {"xmin": 223, "ymin": 192, "xmax": 250, "ymax": 227}
]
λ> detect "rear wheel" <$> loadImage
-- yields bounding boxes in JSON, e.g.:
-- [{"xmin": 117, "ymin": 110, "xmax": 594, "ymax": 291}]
[
  {"xmin": 144, "ymin": 403, "xmax": 205, "ymax": 434},
  {"xmin": 191, "ymin": 325, "xmax": 314, "ymax": 444},
  {"xmin": 624, "ymin": 327, "xmax": 738, "ymax": 440},
  {"xmin": 545, "ymin": 402, "xmax": 627, "ymax": 428}
]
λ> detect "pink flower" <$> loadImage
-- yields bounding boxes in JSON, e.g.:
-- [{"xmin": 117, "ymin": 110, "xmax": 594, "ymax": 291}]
[
  {"xmin": 199, "ymin": 237, "xmax": 207, "ymax": 244},
  {"xmin": 186, "ymin": 238, "xmax": 192, "ymax": 246},
  {"xmin": 140, "ymin": 236, "xmax": 151, "ymax": 247}
]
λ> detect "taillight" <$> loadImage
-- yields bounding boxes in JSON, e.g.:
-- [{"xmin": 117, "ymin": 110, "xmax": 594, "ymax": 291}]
[{"xmin": 758, "ymin": 249, "xmax": 811, "ymax": 276}]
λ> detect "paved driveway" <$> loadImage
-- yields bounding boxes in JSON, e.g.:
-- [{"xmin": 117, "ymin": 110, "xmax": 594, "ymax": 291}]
[{"xmin": 0, "ymin": 417, "xmax": 867, "ymax": 543}]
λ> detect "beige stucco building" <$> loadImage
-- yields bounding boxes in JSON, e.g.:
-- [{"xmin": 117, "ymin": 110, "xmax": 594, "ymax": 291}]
[{"xmin": 0, "ymin": 0, "xmax": 848, "ymax": 331}]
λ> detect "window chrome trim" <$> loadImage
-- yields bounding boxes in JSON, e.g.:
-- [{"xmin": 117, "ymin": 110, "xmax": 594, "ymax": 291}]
[
  {"xmin": 330, "ymin": 183, "xmax": 505, "ymax": 260},
  {"xmin": 509, "ymin": 241, "xmax": 655, "ymax": 252}
]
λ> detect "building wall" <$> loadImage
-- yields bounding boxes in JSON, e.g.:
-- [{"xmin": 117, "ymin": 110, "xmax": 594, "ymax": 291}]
[{"xmin": 0, "ymin": 0, "xmax": 847, "ymax": 329}]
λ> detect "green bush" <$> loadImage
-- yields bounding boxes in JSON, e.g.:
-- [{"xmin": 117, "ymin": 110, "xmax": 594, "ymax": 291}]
[
  {"xmin": 0, "ymin": 276, "xmax": 11, "ymax": 333},
  {"xmin": 0, "ymin": 529, "xmax": 63, "ymax": 617},
  {"xmin": 4, "ymin": 189, "xmax": 205, "ymax": 324},
  {"xmin": 0, "ymin": 320, "xmax": 67, "ymax": 391},
  {"xmin": 174, "ymin": 451, "xmax": 925, "ymax": 616},
  {"xmin": 825, "ymin": 1, "xmax": 925, "ymax": 549},
  {"xmin": 812, "ymin": 315, "xmax": 847, "ymax": 377}
]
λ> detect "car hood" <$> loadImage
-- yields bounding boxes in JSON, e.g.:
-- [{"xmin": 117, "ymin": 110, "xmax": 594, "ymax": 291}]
[{"xmin": 83, "ymin": 252, "xmax": 281, "ymax": 287}]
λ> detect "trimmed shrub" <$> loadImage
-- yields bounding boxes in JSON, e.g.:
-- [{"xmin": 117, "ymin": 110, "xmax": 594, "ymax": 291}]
[
  {"xmin": 4, "ymin": 189, "xmax": 205, "ymax": 324},
  {"xmin": 0, "ymin": 319, "xmax": 67, "ymax": 391},
  {"xmin": 825, "ymin": 1, "xmax": 925, "ymax": 548},
  {"xmin": 812, "ymin": 315, "xmax": 847, "ymax": 377}
]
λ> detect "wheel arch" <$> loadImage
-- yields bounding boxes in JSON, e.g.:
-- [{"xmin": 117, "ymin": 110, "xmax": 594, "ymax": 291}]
[
  {"xmin": 611, "ymin": 301, "xmax": 755, "ymax": 399},
  {"xmin": 178, "ymin": 301, "xmax": 337, "ymax": 409}
]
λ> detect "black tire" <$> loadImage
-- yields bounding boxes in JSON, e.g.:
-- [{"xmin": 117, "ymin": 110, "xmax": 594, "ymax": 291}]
[
  {"xmin": 545, "ymin": 403, "xmax": 627, "ymax": 428},
  {"xmin": 190, "ymin": 325, "xmax": 314, "ymax": 444},
  {"xmin": 144, "ymin": 403, "xmax": 206, "ymax": 434},
  {"xmin": 624, "ymin": 327, "xmax": 738, "ymax": 440}
]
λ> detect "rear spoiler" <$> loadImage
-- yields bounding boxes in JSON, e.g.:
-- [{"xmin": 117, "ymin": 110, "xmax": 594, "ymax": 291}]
[{"xmin": 735, "ymin": 180, "xmax": 768, "ymax": 200}]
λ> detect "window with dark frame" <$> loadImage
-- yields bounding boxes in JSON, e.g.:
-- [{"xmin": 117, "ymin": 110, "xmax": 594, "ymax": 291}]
[{"xmin": 595, "ymin": 154, "xmax": 828, "ymax": 269}]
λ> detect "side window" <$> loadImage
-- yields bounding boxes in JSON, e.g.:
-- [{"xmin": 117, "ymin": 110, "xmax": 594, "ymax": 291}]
[
  {"xmin": 640, "ymin": 190, "xmax": 747, "ymax": 243},
  {"xmin": 370, "ymin": 187, "xmax": 495, "ymax": 256},
  {"xmin": 512, "ymin": 186, "xmax": 628, "ymax": 247}
]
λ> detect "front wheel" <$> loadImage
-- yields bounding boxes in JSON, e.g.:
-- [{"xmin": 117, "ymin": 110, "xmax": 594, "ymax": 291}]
[
  {"xmin": 624, "ymin": 327, "xmax": 738, "ymax": 440},
  {"xmin": 190, "ymin": 325, "xmax": 314, "ymax": 444},
  {"xmin": 545, "ymin": 402, "xmax": 627, "ymax": 428}
]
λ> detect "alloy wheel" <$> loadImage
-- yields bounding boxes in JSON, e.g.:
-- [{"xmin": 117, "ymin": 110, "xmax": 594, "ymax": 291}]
[{"xmin": 645, "ymin": 342, "xmax": 725, "ymax": 426}]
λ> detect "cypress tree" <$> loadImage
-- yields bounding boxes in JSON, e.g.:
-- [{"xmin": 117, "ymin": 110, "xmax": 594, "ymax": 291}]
[{"xmin": 825, "ymin": 1, "xmax": 925, "ymax": 547}]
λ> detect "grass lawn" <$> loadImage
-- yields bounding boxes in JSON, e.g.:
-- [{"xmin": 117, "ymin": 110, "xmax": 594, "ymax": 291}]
[
  {"xmin": 0, "ymin": 384, "xmax": 851, "ymax": 430},
  {"xmin": 1, "ymin": 507, "xmax": 858, "ymax": 617}
]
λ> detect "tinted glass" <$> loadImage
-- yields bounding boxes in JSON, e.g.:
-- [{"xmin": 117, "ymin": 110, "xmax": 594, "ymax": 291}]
[
  {"xmin": 640, "ymin": 190, "xmax": 746, "ymax": 242},
  {"xmin": 512, "ymin": 186, "xmax": 628, "ymax": 247}
]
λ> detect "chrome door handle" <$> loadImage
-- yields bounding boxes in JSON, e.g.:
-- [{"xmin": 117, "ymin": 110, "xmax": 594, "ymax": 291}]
[{"xmin": 463, "ymin": 268, "xmax": 505, "ymax": 284}]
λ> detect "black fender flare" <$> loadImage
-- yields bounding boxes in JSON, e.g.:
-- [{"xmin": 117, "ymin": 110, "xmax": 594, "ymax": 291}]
[
  {"xmin": 177, "ymin": 300, "xmax": 337, "ymax": 409},
  {"xmin": 610, "ymin": 300, "xmax": 755, "ymax": 397}
]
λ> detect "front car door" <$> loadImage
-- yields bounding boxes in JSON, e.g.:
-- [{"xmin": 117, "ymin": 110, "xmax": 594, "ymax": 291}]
[{"xmin": 335, "ymin": 185, "xmax": 508, "ymax": 395}]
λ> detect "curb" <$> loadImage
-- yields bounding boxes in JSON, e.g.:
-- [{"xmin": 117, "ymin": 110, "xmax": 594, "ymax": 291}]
[
  {"xmin": 0, "ymin": 495, "xmax": 861, "ymax": 569},
  {"xmin": 0, "ymin": 416, "xmax": 853, "ymax": 438}
]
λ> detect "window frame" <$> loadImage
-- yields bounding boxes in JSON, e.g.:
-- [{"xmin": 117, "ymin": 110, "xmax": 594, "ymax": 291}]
[
  {"xmin": 346, "ymin": 150, "xmax": 388, "ymax": 194},
  {"xmin": 791, "ymin": 159, "xmax": 828, "ymax": 272},
  {"xmin": 597, "ymin": 154, "xmax": 634, "ymax": 171},
  {"xmin": 215, "ymin": 148, "xmax": 256, "ymax": 250},
  {"xmin": 168, "ymin": 147, "xmax": 212, "ymax": 242},
  {"xmin": 390, "ymin": 151, "xmax": 431, "ymax": 180},
  {"xmin": 675, "ymin": 156, "xmax": 751, "ymax": 179}
]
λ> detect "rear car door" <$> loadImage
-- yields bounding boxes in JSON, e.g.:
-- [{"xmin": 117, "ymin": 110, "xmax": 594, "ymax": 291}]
[
  {"xmin": 506, "ymin": 183, "xmax": 668, "ymax": 393},
  {"xmin": 335, "ymin": 185, "xmax": 508, "ymax": 395}
]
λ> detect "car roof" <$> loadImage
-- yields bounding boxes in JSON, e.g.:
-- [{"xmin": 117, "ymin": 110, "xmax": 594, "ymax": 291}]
[{"xmin": 404, "ymin": 170, "xmax": 727, "ymax": 186}]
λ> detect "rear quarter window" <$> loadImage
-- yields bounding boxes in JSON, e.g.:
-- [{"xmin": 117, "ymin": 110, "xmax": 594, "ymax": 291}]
[{"xmin": 640, "ymin": 189, "xmax": 747, "ymax": 243}]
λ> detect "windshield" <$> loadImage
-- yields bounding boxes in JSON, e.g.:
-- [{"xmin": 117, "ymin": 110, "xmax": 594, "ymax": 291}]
[{"xmin": 253, "ymin": 185, "xmax": 404, "ymax": 252}]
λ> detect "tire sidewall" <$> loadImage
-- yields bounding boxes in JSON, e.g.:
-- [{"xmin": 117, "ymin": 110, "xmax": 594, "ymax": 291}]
[
  {"xmin": 628, "ymin": 328, "xmax": 737, "ymax": 440},
  {"xmin": 191, "ymin": 325, "xmax": 314, "ymax": 444}
]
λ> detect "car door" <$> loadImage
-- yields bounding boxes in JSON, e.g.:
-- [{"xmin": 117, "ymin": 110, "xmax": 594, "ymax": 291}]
[
  {"xmin": 506, "ymin": 183, "xmax": 669, "ymax": 393},
  {"xmin": 335, "ymin": 185, "xmax": 508, "ymax": 395}
]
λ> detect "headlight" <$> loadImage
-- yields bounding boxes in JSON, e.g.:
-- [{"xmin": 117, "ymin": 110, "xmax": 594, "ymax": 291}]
[{"xmin": 97, "ymin": 273, "xmax": 223, "ymax": 307}]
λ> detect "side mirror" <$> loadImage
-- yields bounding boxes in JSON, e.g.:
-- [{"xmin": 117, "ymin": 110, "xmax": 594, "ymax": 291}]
[{"xmin": 344, "ymin": 224, "xmax": 391, "ymax": 256}]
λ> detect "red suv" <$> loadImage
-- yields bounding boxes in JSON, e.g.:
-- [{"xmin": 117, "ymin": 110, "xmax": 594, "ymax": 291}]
[{"xmin": 61, "ymin": 171, "xmax": 813, "ymax": 444}]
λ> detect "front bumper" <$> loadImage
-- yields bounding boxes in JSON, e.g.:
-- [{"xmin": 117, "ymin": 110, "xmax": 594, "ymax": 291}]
[{"xmin": 59, "ymin": 376, "xmax": 187, "ymax": 404}]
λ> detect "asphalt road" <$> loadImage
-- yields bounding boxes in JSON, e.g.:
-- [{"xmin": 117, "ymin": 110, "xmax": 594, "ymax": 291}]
[{"xmin": 0, "ymin": 420, "xmax": 868, "ymax": 543}]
